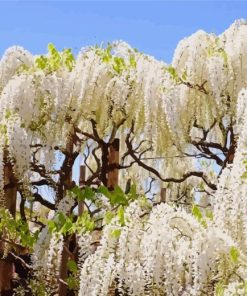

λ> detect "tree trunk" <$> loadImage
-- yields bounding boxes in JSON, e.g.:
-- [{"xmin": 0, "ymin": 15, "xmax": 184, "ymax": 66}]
[{"xmin": 0, "ymin": 149, "xmax": 17, "ymax": 293}]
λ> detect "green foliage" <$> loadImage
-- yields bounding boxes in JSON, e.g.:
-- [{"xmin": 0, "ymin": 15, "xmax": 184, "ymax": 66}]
[
  {"xmin": 181, "ymin": 70, "xmax": 188, "ymax": 81},
  {"xmin": 35, "ymin": 43, "xmax": 75, "ymax": 73},
  {"xmin": 230, "ymin": 246, "xmax": 240, "ymax": 263},
  {"xmin": 128, "ymin": 183, "xmax": 138, "ymax": 201},
  {"xmin": 207, "ymin": 43, "xmax": 228, "ymax": 64},
  {"xmin": 70, "ymin": 184, "xmax": 139, "ymax": 239},
  {"xmin": 129, "ymin": 54, "xmax": 137, "ymax": 68},
  {"xmin": 241, "ymin": 171, "xmax": 247, "ymax": 179},
  {"xmin": 95, "ymin": 44, "xmax": 137, "ymax": 74},
  {"xmin": 192, "ymin": 204, "xmax": 207, "ymax": 228},
  {"xmin": 192, "ymin": 204, "xmax": 203, "ymax": 220},
  {"xmin": 104, "ymin": 211, "xmax": 115, "ymax": 224},
  {"xmin": 71, "ymin": 185, "xmax": 95, "ymax": 201},
  {"xmin": 111, "ymin": 228, "xmax": 121, "ymax": 238},
  {"xmin": 95, "ymin": 44, "xmax": 112, "ymax": 63},
  {"xmin": 47, "ymin": 211, "xmax": 94, "ymax": 236},
  {"xmin": 117, "ymin": 205, "xmax": 125, "ymax": 226},
  {"xmin": 167, "ymin": 66, "xmax": 180, "ymax": 82},
  {"xmin": 241, "ymin": 160, "xmax": 247, "ymax": 179},
  {"xmin": 66, "ymin": 260, "xmax": 80, "ymax": 290},
  {"xmin": 28, "ymin": 279, "xmax": 47, "ymax": 296},
  {"xmin": 70, "ymin": 184, "xmax": 140, "ymax": 240},
  {"xmin": 98, "ymin": 185, "xmax": 128, "ymax": 205},
  {"xmin": 205, "ymin": 209, "xmax": 213, "ymax": 220},
  {"xmin": 0, "ymin": 124, "xmax": 7, "ymax": 137},
  {"xmin": 0, "ymin": 209, "xmax": 39, "ymax": 249},
  {"xmin": 66, "ymin": 275, "xmax": 79, "ymax": 290},
  {"xmin": 215, "ymin": 282, "xmax": 225, "ymax": 296},
  {"xmin": 112, "ymin": 56, "xmax": 126, "ymax": 74},
  {"xmin": 16, "ymin": 63, "xmax": 30, "ymax": 74},
  {"xmin": 67, "ymin": 259, "xmax": 78, "ymax": 273}
]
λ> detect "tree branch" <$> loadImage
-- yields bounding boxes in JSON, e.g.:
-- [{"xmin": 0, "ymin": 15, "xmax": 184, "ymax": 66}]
[
  {"xmin": 33, "ymin": 192, "xmax": 55, "ymax": 210},
  {"xmin": 126, "ymin": 121, "xmax": 217, "ymax": 190}
]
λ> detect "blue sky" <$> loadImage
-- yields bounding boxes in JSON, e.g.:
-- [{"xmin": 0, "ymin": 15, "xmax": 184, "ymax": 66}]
[{"xmin": 1, "ymin": 1, "xmax": 247, "ymax": 63}]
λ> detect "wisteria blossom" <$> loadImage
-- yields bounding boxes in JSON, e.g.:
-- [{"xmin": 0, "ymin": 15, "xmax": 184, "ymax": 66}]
[{"xmin": 0, "ymin": 20, "xmax": 247, "ymax": 296}]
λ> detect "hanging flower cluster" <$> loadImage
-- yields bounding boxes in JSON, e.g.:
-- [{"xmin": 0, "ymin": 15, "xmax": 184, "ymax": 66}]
[
  {"xmin": 0, "ymin": 20, "xmax": 247, "ymax": 295},
  {"xmin": 1, "ymin": 20, "xmax": 247, "ymax": 200},
  {"xmin": 76, "ymin": 84, "xmax": 247, "ymax": 295},
  {"xmin": 77, "ymin": 201, "xmax": 246, "ymax": 295}
]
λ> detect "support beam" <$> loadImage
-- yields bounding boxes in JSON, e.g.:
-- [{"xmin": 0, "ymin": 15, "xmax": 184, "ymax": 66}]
[
  {"xmin": 78, "ymin": 165, "xmax": 86, "ymax": 216},
  {"xmin": 107, "ymin": 139, "xmax": 120, "ymax": 190},
  {"xmin": 160, "ymin": 188, "xmax": 166, "ymax": 203},
  {"xmin": 58, "ymin": 137, "xmax": 74, "ymax": 296}
]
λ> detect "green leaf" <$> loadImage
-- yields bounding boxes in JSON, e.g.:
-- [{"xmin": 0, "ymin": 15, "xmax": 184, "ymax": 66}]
[
  {"xmin": 5, "ymin": 110, "xmax": 12, "ymax": 119},
  {"xmin": 57, "ymin": 212, "xmax": 66, "ymax": 226},
  {"xmin": 98, "ymin": 185, "xmax": 112, "ymax": 199},
  {"xmin": 111, "ymin": 229, "xmax": 121, "ymax": 238},
  {"xmin": 129, "ymin": 184, "xmax": 137, "ymax": 200},
  {"xmin": 118, "ymin": 205, "xmax": 125, "ymax": 226},
  {"xmin": 129, "ymin": 55, "xmax": 137, "ymax": 68},
  {"xmin": 84, "ymin": 219, "xmax": 95, "ymax": 231},
  {"xmin": 167, "ymin": 66, "xmax": 179, "ymax": 81},
  {"xmin": 67, "ymin": 260, "xmax": 78, "ymax": 273},
  {"xmin": 230, "ymin": 246, "xmax": 239, "ymax": 263},
  {"xmin": 215, "ymin": 282, "xmax": 225, "ymax": 296},
  {"xmin": 71, "ymin": 186, "xmax": 85, "ymax": 201},
  {"xmin": 66, "ymin": 275, "xmax": 79, "ymax": 290},
  {"xmin": 113, "ymin": 57, "xmax": 126, "ymax": 74},
  {"xmin": 61, "ymin": 218, "xmax": 73, "ymax": 235},
  {"xmin": 104, "ymin": 211, "xmax": 115, "ymax": 224},
  {"xmin": 82, "ymin": 187, "xmax": 95, "ymax": 200},
  {"xmin": 192, "ymin": 205, "xmax": 203, "ymax": 221},
  {"xmin": 205, "ymin": 210, "xmax": 213, "ymax": 220},
  {"xmin": 114, "ymin": 185, "xmax": 124, "ymax": 195},
  {"xmin": 48, "ymin": 220, "xmax": 57, "ymax": 233},
  {"xmin": 35, "ymin": 55, "xmax": 48, "ymax": 69},
  {"xmin": 181, "ymin": 70, "xmax": 187, "ymax": 81},
  {"xmin": 0, "ymin": 124, "xmax": 7, "ymax": 135},
  {"xmin": 192, "ymin": 205, "xmax": 208, "ymax": 227},
  {"xmin": 110, "ymin": 186, "xmax": 128, "ymax": 205},
  {"xmin": 241, "ymin": 171, "xmax": 247, "ymax": 179},
  {"xmin": 48, "ymin": 43, "xmax": 56, "ymax": 53}
]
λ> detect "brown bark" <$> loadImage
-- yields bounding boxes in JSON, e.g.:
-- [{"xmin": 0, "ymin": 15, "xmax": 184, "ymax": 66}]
[
  {"xmin": 58, "ymin": 240, "xmax": 70, "ymax": 296},
  {"xmin": 0, "ymin": 149, "xmax": 17, "ymax": 293},
  {"xmin": 107, "ymin": 139, "xmax": 119, "ymax": 191},
  {"xmin": 160, "ymin": 188, "xmax": 166, "ymax": 203},
  {"xmin": 58, "ymin": 135, "xmax": 76, "ymax": 296},
  {"xmin": 0, "ymin": 261, "xmax": 14, "ymax": 292},
  {"xmin": 108, "ymin": 139, "xmax": 120, "ymax": 296},
  {"xmin": 78, "ymin": 165, "xmax": 86, "ymax": 216},
  {"xmin": 227, "ymin": 134, "xmax": 237, "ymax": 164}
]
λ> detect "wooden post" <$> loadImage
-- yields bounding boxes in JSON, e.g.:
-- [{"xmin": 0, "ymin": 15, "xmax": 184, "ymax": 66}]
[
  {"xmin": 228, "ymin": 136, "xmax": 236, "ymax": 164},
  {"xmin": 58, "ymin": 240, "xmax": 69, "ymax": 296},
  {"xmin": 0, "ymin": 149, "xmax": 17, "ymax": 293},
  {"xmin": 58, "ymin": 137, "xmax": 74, "ymax": 296},
  {"xmin": 75, "ymin": 165, "xmax": 86, "ymax": 269},
  {"xmin": 0, "ymin": 262, "xmax": 14, "ymax": 293},
  {"xmin": 78, "ymin": 165, "xmax": 86, "ymax": 216},
  {"xmin": 160, "ymin": 188, "xmax": 166, "ymax": 203},
  {"xmin": 107, "ymin": 138, "xmax": 120, "ymax": 295},
  {"xmin": 107, "ymin": 139, "xmax": 119, "ymax": 190}
]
